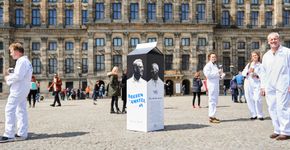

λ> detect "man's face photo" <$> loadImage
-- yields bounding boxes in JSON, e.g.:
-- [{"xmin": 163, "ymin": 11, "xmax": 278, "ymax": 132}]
[
  {"xmin": 133, "ymin": 59, "xmax": 144, "ymax": 80},
  {"xmin": 151, "ymin": 63, "xmax": 159, "ymax": 80}
]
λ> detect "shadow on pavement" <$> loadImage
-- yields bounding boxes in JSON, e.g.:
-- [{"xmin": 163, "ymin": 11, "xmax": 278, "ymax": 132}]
[
  {"xmin": 221, "ymin": 116, "xmax": 271, "ymax": 122},
  {"xmin": 204, "ymin": 105, "xmax": 230, "ymax": 108},
  {"xmin": 27, "ymin": 132, "xmax": 89, "ymax": 140},
  {"xmin": 164, "ymin": 124, "xmax": 209, "ymax": 131}
]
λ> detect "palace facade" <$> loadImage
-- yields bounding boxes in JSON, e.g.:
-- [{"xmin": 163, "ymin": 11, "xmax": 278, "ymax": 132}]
[{"xmin": 1, "ymin": 0, "xmax": 290, "ymax": 96}]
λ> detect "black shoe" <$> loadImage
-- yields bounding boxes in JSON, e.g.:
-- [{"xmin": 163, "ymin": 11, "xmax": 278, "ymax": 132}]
[
  {"xmin": 15, "ymin": 134, "xmax": 27, "ymax": 141},
  {"xmin": 0, "ymin": 136, "xmax": 14, "ymax": 143},
  {"xmin": 56, "ymin": 105, "xmax": 61, "ymax": 107},
  {"xmin": 116, "ymin": 110, "xmax": 121, "ymax": 114},
  {"xmin": 234, "ymin": 101, "xmax": 239, "ymax": 103},
  {"xmin": 110, "ymin": 111, "xmax": 116, "ymax": 114},
  {"xmin": 122, "ymin": 110, "xmax": 127, "ymax": 114},
  {"xmin": 258, "ymin": 117, "xmax": 264, "ymax": 121},
  {"xmin": 50, "ymin": 104, "xmax": 55, "ymax": 107},
  {"xmin": 250, "ymin": 117, "xmax": 257, "ymax": 120}
]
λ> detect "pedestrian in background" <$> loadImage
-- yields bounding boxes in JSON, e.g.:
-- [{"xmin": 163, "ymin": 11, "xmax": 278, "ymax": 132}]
[
  {"xmin": 1, "ymin": 42, "xmax": 33, "ymax": 143},
  {"xmin": 230, "ymin": 77, "xmax": 238, "ymax": 103},
  {"xmin": 121, "ymin": 69, "xmax": 127, "ymax": 113},
  {"xmin": 27, "ymin": 75, "xmax": 38, "ymax": 108},
  {"xmin": 192, "ymin": 72, "xmax": 203, "ymax": 108},
  {"xmin": 235, "ymin": 71, "xmax": 245, "ymax": 103},
  {"xmin": 107, "ymin": 66, "xmax": 121, "ymax": 114},
  {"xmin": 93, "ymin": 80, "xmax": 100, "ymax": 104},
  {"xmin": 48, "ymin": 74, "xmax": 62, "ymax": 107}
]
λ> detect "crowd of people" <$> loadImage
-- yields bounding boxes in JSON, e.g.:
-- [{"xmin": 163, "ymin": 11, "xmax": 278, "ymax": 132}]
[{"xmin": 0, "ymin": 32, "xmax": 289, "ymax": 143}]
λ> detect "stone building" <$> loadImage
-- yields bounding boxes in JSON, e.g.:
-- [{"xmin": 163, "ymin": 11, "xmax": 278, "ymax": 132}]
[{"xmin": 0, "ymin": 0, "xmax": 290, "ymax": 96}]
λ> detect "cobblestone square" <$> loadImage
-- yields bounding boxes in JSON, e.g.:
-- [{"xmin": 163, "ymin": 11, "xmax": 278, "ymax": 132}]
[{"xmin": 0, "ymin": 96, "xmax": 289, "ymax": 150}]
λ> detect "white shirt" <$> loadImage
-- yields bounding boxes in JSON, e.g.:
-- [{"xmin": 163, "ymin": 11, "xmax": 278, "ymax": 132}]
[
  {"xmin": 260, "ymin": 45, "xmax": 290, "ymax": 92},
  {"xmin": 203, "ymin": 61, "xmax": 220, "ymax": 83},
  {"xmin": 242, "ymin": 62, "xmax": 262, "ymax": 88},
  {"xmin": 6, "ymin": 56, "xmax": 33, "ymax": 96}
]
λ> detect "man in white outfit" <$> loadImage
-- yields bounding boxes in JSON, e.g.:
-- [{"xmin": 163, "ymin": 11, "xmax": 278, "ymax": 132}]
[
  {"xmin": 203, "ymin": 53, "xmax": 224, "ymax": 123},
  {"xmin": 0, "ymin": 43, "xmax": 33, "ymax": 143},
  {"xmin": 260, "ymin": 32, "xmax": 290, "ymax": 140}
]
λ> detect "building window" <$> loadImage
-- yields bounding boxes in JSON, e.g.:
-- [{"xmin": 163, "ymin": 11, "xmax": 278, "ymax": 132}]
[
  {"xmin": 0, "ymin": 7, "xmax": 3, "ymax": 24},
  {"xmin": 251, "ymin": 0, "xmax": 259, "ymax": 5},
  {"xmin": 113, "ymin": 55, "xmax": 122, "ymax": 69},
  {"xmin": 164, "ymin": 38, "xmax": 173, "ymax": 46},
  {"xmin": 238, "ymin": 57, "xmax": 245, "ymax": 71},
  {"xmin": 236, "ymin": 11, "xmax": 244, "ymax": 26},
  {"xmin": 265, "ymin": 11, "xmax": 272, "ymax": 26},
  {"xmin": 95, "ymin": 38, "xmax": 105, "ymax": 46},
  {"xmin": 237, "ymin": 42, "xmax": 245, "ymax": 49},
  {"xmin": 65, "ymin": 58, "xmax": 74, "ymax": 73},
  {"xmin": 130, "ymin": 3, "xmax": 139, "ymax": 20},
  {"xmin": 82, "ymin": 10, "xmax": 88, "ymax": 25},
  {"xmin": 283, "ymin": 10, "xmax": 290, "ymax": 26},
  {"xmin": 113, "ymin": 38, "xmax": 122, "ymax": 46},
  {"xmin": 223, "ymin": 57, "xmax": 230, "ymax": 72},
  {"xmin": 0, "ymin": 58, "xmax": 3, "ymax": 74},
  {"xmin": 222, "ymin": 11, "xmax": 230, "ymax": 26},
  {"xmin": 31, "ymin": 9, "xmax": 41, "ymax": 26},
  {"xmin": 48, "ymin": 58, "xmax": 57, "ymax": 74},
  {"xmin": 0, "ymin": 42, "xmax": 3, "ymax": 50},
  {"xmin": 32, "ymin": 0, "xmax": 40, "ymax": 2},
  {"xmin": 15, "ymin": 9, "xmax": 24, "ymax": 26},
  {"xmin": 48, "ymin": 42, "xmax": 57, "ymax": 51},
  {"xmin": 65, "ymin": 42, "xmax": 74, "ymax": 51},
  {"xmin": 82, "ymin": 58, "xmax": 88, "ymax": 73},
  {"xmin": 15, "ymin": 0, "xmax": 23, "ymax": 2},
  {"xmin": 250, "ymin": 11, "xmax": 259, "ymax": 26},
  {"xmin": 65, "ymin": 0, "xmax": 73, "ymax": 3},
  {"xmin": 82, "ymin": 42, "xmax": 88, "ymax": 50},
  {"xmin": 164, "ymin": 3, "xmax": 173, "ymax": 21},
  {"xmin": 223, "ymin": 0, "xmax": 230, "ymax": 4},
  {"xmin": 130, "ymin": 38, "xmax": 139, "ymax": 47},
  {"xmin": 82, "ymin": 0, "xmax": 88, "ymax": 3},
  {"xmin": 237, "ymin": 0, "xmax": 244, "ymax": 5},
  {"xmin": 147, "ymin": 3, "xmax": 156, "ymax": 21},
  {"xmin": 32, "ymin": 42, "xmax": 40, "ymax": 51},
  {"xmin": 48, "ymin": 9, "xmax": 57, "ymax": 25},
  {"xmin": 48, "ymin": 0, "xmax": 57, "ymax": 2},
  {"xmin": 181, "ymin": 3, "xmax": 189, "ymax": 21},
  {"xmin": 181, "ymin": 38, "xmax": 190, "ymax": 46},
  {"xmin": 65, "ymin": 9, "xmax": 73, "ymax": 26},
  {"xmin": 181, "ymin": 54, "xmax": 189, "ymax": 70},
  {"xmin": 285, "ymin": 0, "xmax": 290, "ymax": 4},
  {"xmin": 32, "ymin": 58, "xmax": 41, "ymax": 74},
  {"xmin": 252, "ymin": 42, "xmax": 259, "ymax": 49},
  {"xmin": 0, "ymin": 82, "xmax": 2, "ymax": 93},
  {"xmin": 197, "ymin": 38, "xmax": 206, "ymax": 47},
  {"xmin": 284, "ymin": 41, "xmax": 290, "ymax": 48},
  {"xmin": 165, "ymin": 55, "xmax": 173, "ymax": 70},
  {"xmin": 223, "ymin": 42, "xmax": 230, "ymax": 49},
  {"xmin": 95, "ymin": 3, "xmax": 104, "ymax": 20},
  {"xmin": 265, "ymin": 0, "xmax": 272, "ymax": 5},
  {"xmin": 112, "ymin": 3, "xmax": 121, "ymax": 20},
  {"xmin": 147, "ymin": 38, "xmax": 156, "ymax": 43},
  {"xmin": 96, "ymin": 55, "xmax": 105, "ymax": 71},
  {"xmin": 197, "ymin": 54, "xmax": 206, "ymax": 71},
  {"xmin": 196, "ymin": 4, "xmax": 205, "ymax": 22}
]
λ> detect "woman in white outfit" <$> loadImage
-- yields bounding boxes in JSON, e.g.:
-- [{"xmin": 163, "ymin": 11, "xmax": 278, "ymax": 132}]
[
  {"xmin": 203, "ymin": 53, "xmax": 225, "ymax": 123},
  {"xmin": 242, "ymin": 51, "xmax": 264, "ymax": 121}
]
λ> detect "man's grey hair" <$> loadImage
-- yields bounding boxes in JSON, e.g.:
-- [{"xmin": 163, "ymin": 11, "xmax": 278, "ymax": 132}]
[
  {"xmin": 152, "ymin": 63, "xmax": 159, "ymax": 72},
  {"xmin": 133, "ymin": 59, "xmax": 143, "ymax": 65},
  {"xmin": 267, "ymin": 32, "xmax": 280, "ymax": 40}
]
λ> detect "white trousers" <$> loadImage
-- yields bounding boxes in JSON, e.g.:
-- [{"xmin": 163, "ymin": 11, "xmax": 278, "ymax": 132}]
[
  {"xmin": 266, "ymin": 90, "xmax": 290, "ymax": 135},
  {"xmin": 207, "ymin": 80, "xmax": 219, "ymax": 117},
  {"xmin": 3, "ymin": 94, "xmax": 28, "ymax": 138},
  {"xmin": 244, "ymin": 80, "xmax": 263, "ymax": 118}
]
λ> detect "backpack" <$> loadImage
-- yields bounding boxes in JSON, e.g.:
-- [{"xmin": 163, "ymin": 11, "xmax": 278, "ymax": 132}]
[{"xmin": 230, "ymin": 80, "xmax": 237, "ymax": 89}]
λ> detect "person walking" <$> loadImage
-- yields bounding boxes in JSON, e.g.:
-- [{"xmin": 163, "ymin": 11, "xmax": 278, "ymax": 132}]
[
  {"xmin": 242, "ymin": 51, "xmax": 264, "ymax": 120},
  {"xmin": 235, "ymin": 71, "xmax": 245, "ymax": 103},
  {"xmin": 85, "ymin": 86, "xmax": 91, "ymax": 99},
  {"xmin": 203, "ymin": 52, "xmax": 225, "ymax": 123},
  {"xmin": 107, "ymin": 66, "xmax": 121, "ymax": 114},
  {"xmin": 230, "ymin": 77, "xmax": 238, "ymax": 103},
  {"xmin": 0, "ymin": 42, "xmax": 33, "ymax": 143},
  {"xmin": 93, "ymin": 81, "xmax": 100, "ymax": 104},
  {"xmin": 48, "ymin": 74, "xmax": 62, "ymax": 107},
  {"xmin": 121, "ymin": 69, "xmax": 127, "ymax": 113},
  {"xmin": 192, "ymin": 72, "xmax": 203, "ymax": 108},
  {"xmin": 27, "ymin": 75, "xmax": 38, "ymax": 108},
  {"xmin": 260, "ymin": 32, "xmax": 290, "ymax": 140}
]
